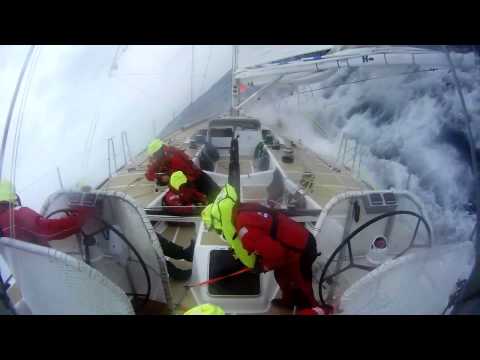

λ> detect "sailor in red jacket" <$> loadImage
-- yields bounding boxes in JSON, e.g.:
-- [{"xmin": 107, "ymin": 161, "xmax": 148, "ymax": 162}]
[
  {"xmin": 234, "ymin": 202, "xmax": 320, "ymax": 309},
  {"xmin": 145, "ymin": 139, "xmax": 219, "ymax": 202},
  {"xmin": 0, "ymin": 180, "xmax": 91, "ymax": 247},
  {"xmin": 202, "ymin": 184, "xmax": 322, "ymax": 310},
  {"xmin": 162, "ymin": 171, "xmax": 208, "ymax": 216}
]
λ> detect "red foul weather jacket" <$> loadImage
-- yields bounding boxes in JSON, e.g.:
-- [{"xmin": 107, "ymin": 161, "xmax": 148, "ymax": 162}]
[
  {"xmin": 145, "ymin": 145, "xmax": 202, "ymax": 183},
  {"xmin": 234, "ymin": 203, "xmax": 310, "ymax": 271},
  {"xmin": 163, "ymin": 185, "xmax": 207, "ymax": 216},
  {"xmin": 233, "ymin": 203, "xmax": 318, "ymax": 307},
  {"xmin": 0, "ymin": 207, "xmax": 91, "ymax": 247}
]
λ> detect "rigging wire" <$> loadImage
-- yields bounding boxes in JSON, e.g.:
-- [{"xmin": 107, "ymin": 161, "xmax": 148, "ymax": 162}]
[
  {"xmin": 9, "ymin": 46, "xmax": 41, "ymax": 185},
  {"xmin": 85, "ymin": 46, "xmax": 125, "ymax": 171},
  {"xmin": 84, "ymin": 107, "xmax": 99, "ymax": 170},
  {"xmin": 11, "ymin": 46, "xmax": 41, "ymax": 167},
  {"xmin": 10, "ymin": 48, "xmax": 83, "ymax": 196},
  {"xmin": 0, "ymin": 47, "xmax": 40, "ymax": 314},
  {"xmin": 8, "ymin": 46, "xmax": 41, "ymax": 239},
  {"xmin": 200, "ymin": 45, "xmax": 213, "ymax": 95},
  {"xmin": 84, "ymin": 74, "xmax": 110, "ymax": 171},
  {"xmin": 83, "ymin": 96, "xmax": 98, "ymax": 169},
  {"xmin": 0, "ymin": 45, "xmax": 35, "ymax": 178}
]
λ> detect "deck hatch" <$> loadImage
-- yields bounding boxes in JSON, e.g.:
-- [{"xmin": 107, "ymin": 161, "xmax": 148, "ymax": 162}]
[{"xmin": 208, "ymin": 250, "xmax": 260, "ymax": 296}]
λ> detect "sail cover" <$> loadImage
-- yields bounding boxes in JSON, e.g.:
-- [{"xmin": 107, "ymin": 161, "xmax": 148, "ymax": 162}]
[
  {"xmin": 234, "ymin": 45, "xmax": 476, "ymax": 88},
  {"xmin": 237, "ymin": 45, "xmax": 334, "ymax": 70}
]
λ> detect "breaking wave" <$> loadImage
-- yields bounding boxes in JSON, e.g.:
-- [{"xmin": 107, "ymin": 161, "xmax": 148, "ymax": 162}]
[{"xmin": 246, "ymin": 54, "xmax": 479, "ymax": 244}]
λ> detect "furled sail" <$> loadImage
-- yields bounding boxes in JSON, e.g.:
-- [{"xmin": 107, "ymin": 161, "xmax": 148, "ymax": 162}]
[{"xmin": 234, "ymin": 45, "xmax": 476, "ymax": 88}]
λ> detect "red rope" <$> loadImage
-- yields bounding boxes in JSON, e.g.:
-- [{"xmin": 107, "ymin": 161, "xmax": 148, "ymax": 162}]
[{"xmin": 186, "ymin": 267, "xmax": 251, "ymax": 288}]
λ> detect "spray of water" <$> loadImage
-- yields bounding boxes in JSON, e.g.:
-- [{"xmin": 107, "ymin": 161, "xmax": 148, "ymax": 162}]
[{"xmin": 246, "ymin": 56, "xmax": 479, "ymax": 244}]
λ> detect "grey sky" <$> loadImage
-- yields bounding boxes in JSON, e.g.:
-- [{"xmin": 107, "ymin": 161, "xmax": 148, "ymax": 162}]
[{"xmin": 0, "ymin": 45, "xmax": 232, "ymax": 210}]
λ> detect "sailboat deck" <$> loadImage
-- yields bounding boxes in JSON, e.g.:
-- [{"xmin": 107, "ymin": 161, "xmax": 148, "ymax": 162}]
[
  {"xmin": 269, "ymin": 145, "xmax": 370, "ymax": 206},
  {"xmin": 98, "ymin": 120, "xmax": 370, "ymax": 314},
  {"xmin": 215, "ymin": 157, "xmax": 253, "ymax": 175}
]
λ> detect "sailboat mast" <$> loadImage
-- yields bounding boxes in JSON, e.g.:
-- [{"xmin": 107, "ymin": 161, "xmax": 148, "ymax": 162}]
[{"xmin": 231, "ymin": 45, "xmax": 240, "ymax": 116}]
